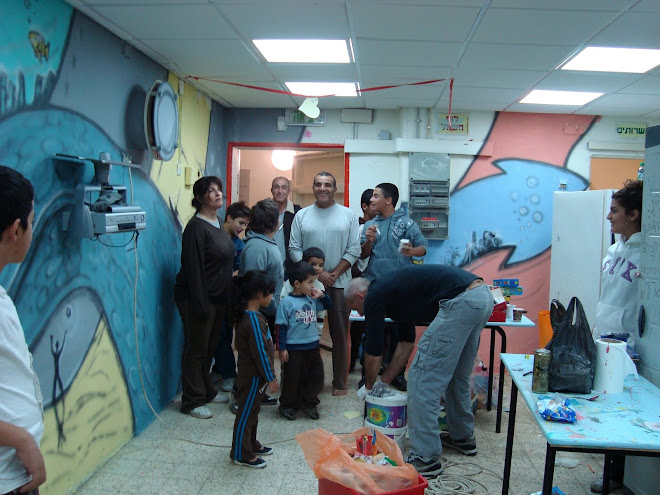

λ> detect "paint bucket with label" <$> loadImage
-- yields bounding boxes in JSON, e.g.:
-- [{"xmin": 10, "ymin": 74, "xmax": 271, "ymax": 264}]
[{"xmin": 364, "ymin": 392, "xmax": 407, "ymax": 449}]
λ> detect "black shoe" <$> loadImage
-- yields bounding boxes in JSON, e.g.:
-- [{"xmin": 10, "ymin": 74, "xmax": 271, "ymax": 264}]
[
  {"xmin": 302, "ymin": 405, "xmax": 320, "ymax": 420},
  {"xmin": 229, "ymin": 401, "xmax": 238, "ymax": 415},
  {"xmin": 254, "ymin": 445, "xmax": 274, "ymax": 456},
  {"xmin": 279, "ymin": 407, "xmax": 296, "ymax": 421},
  {"xmin": 233, "ymin": 457, "xmax": 267, "ymax": 469},
  {"xmin": 262, "ymin": 394, "xmax": 277, "ymax": 405},
  {"xmin": 391, "ymin": 375, "xmax": 407, "ymax": 391},
  {"xmin": 590, "ymin": 477, "xmax": 623, "ymax": 493},
  {"xmin": 405, "ymin": 454, "xmax": 443, "ymax": 478},
  {"xmin": 440, "ymin": 432, "xmax": 477, "ymax": 456}
]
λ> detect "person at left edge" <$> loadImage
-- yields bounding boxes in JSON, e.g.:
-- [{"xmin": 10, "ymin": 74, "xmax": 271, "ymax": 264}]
[
  {"xmin": 0, "ymin": 165, "xmax": 46, "ymax": 495},
  {"xmin": 174, "ymin": 176, "xmax": 235, "ymax": 419}
]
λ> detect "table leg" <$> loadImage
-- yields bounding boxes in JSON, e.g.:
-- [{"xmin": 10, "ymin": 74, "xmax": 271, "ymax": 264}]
[
  {"xmin": 487, "ymin": 327, "xmax": 496, "ymax": 411},
  {"xmin": 542, "ymin": 446, "xmax": 556, "ymax": 495},
  {"xmin": 494, "ymin": 326, "xmax": 506, "ymax": 433},
  {"xmin": 602, "ymin": 454, "xmax": 611, "ymax": 495},
  {"xmin": 501, "ymin": 380, "xmax": 518, "ymax": 495}
]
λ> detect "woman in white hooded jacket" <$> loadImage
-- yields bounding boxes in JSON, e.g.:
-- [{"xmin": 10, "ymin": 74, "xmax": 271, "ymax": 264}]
[{"xmin": 591, "ymin": 179, "xmax": 643, "ymax": 494}]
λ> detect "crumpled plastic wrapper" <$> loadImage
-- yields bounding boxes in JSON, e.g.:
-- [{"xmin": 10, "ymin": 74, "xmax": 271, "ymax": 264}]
[{"xmin": 536, "ymin": 395, "xmax": 577, "ymax": 423}]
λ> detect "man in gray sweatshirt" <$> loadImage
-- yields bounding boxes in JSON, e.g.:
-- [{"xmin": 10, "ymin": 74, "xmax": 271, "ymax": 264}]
[{"xmin": 289, "ymin": 172, "xmax": 361, "ymax": 395}]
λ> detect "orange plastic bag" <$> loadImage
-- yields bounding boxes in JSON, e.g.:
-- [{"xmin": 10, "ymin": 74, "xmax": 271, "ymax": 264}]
[{"xmin": 296, "ymin": 427, "xmax": 419, "ymax": 494}]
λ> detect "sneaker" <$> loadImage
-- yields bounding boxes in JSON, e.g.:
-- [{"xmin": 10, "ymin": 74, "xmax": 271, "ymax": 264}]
[
  {"xmin": 211, "ymin": 393, "xmax": 229, "ymax": 404},
  {"xmin": 405, "ymin": 454, "xmax": 443, "ymax": 478},
  {"xmin": 590, "ymin": 477, "xmax": 623, "ymax": 493},
  {"xmin": 229, "ymin": 402, "xmax": 238, "ymax": 414},
  {"xmin": 187, "ymin": 405, "xmax": 213, "ymax": 419},
  {"xmin": 391, "ymin": 374, "xmax": 407, "ymax": 391},
  {"xmin": 262, "ymin": 394, "xmax": 278, "ymax": 406},
  {"xmin": 233, "ymin": 457, "xmax": 267, "ymax": 469},
  {"xmin": 254, "ymin": 446, "xmax": 274, "ymax": 456},
  {"xmin": 302, "ymin": 405, "xmax": 320, "ymax": 420},
  {"xmin": 220, "ymin": 377, "xmax": 235, "ymax": 393},
  {"xmin": 279, "ymin": 407, "xmax": 296, "ymax": 421},
  {"xmin": 440, "ymin": 432, "xmax": 477, "ymax": 456}
]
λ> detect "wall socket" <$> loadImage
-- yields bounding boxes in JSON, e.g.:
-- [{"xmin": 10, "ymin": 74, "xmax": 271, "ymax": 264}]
[{"xmin": 277, "ymin": 116, "xmax": 286, "ymax": 131}]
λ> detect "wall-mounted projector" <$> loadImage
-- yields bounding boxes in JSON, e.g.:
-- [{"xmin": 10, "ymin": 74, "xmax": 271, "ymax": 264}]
[{"xmin": 56, "ymin": 153, "xmax": 147, "ymax": 238}]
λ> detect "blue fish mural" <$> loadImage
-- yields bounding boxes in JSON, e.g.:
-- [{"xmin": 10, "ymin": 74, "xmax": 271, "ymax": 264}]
[
  {"xmin": 426, "ymin": 159, "xmax": 589, "ymax": 267},
  {"xmin": 0, "ymin": 108, "xmax": 182, "ymax": 433}
]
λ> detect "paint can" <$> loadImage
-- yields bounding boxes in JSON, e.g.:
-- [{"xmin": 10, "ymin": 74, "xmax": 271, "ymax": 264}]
[
  {"xmin": 364, "ymin": 419, "xmax": 407, "ymax": 450},
  {"xmin": 365, "ymin": 391, "xmax": 407, "ymax": 428},
  {"xmin": 532, "ymin": 348, "xmax": 551, "ymax": 393}
]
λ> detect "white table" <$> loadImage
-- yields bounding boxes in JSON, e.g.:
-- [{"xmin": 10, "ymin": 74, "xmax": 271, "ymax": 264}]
[
  {"xmin": 500, "ymin": 353, "xmax": 660, "ymax": 495},
  {"xmin": 349, "ymin": 311, "xmax": 536, "ymax": 432}
]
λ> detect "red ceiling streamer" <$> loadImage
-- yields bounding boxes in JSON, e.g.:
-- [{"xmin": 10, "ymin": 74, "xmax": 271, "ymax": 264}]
[{"xmin": 185, "ymin": 75, "xmax": 447, "ymax": 98}]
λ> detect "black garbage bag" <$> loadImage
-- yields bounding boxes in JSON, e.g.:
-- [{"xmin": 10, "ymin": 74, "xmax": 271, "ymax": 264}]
[
  {"xmin": 549, "ymin": 299, "xmax": 566, "ymax": 336},
  {"xmin": 545, "ymin": 297, "xmax": 597, "ymax": 394}
]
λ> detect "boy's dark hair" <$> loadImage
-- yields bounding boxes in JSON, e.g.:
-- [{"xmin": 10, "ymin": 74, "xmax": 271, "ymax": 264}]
[
  {"xmin": 288, "ymin": 261, "xmax": 317, "ymax": 285},
  {"xmin": 0, "ymin": 165, "xmax": 34, "ymax": 233},
  {"xmin": 249, "ymin": 199, "xmax": 279, "ymax": 234},
  {"xmin": 360, "ymin": 188, "xmax": 374, "ymax": 208},
  {"xmin": 612, "ymin": 180, "xmax": 643, "ymax": 220},
  {"xmin": 302, "ymin": 247, "xmax": 325, "ymax": 262},
  {"xmin": 191, "ymin": 176, "xmax": 222, "ymax": 212},
  {"xmin": 376, "ymin": 182, "xmax": 399, "ymax": 208},
  {"xmin": 231, "ymin": 269, "xmax": 275, "ymax": 323},
  {"xmin": 225, "ymin": 200, "xmax": 250, "ymax": 222}
]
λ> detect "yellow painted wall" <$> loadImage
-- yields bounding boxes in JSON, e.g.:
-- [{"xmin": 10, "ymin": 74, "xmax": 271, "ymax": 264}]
[{"xmin": 149, "ymin": 74, "xmax": 212, "ymax": 228}]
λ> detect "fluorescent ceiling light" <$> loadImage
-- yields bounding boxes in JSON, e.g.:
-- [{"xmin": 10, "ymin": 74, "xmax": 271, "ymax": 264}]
[
  {"xmin": 561, "ymin": 47, "xmax": 660, "ymax": 73},
  {"xmin": 253, "ymin": 39, "xmax": 350, "ymax": 63},
  {"xmin": 520, "ymin": 90, "xmax": 603, "ymax": 106},
  {"xmin": 286, "ymin": 82, "xmax": 358, "ymax": 97}
]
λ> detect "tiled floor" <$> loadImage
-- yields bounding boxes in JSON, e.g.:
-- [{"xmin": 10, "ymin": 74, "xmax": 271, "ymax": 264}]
[{"xmin": 73, "ymin": 350, "xmax": 614, "ymax": 495}]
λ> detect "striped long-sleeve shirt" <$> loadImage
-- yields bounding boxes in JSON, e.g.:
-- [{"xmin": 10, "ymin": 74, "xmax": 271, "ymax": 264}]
[{"xmin": 234, "ymin": 310, "xmax": 276, "ymax": 383}]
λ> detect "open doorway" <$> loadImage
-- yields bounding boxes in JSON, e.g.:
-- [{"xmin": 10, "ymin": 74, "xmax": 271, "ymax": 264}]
[{"xmin": 226, "ymin": 142, "xmax": 347, "ymax": 208}]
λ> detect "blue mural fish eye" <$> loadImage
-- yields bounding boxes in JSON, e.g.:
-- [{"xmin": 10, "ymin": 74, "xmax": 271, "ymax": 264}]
[{"xmin": 426, "ymin": 158, "xmax": 589, "ymax": 267}]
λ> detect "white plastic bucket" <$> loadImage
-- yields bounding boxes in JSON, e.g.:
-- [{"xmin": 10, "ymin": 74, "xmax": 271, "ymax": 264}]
[
  {"xmin": 363, "ymin": 419, "xmax": 407, "ymax": 450},
  {"xmin": 365, "ymin": 391, "xmax": 407, "ymax": 428}
]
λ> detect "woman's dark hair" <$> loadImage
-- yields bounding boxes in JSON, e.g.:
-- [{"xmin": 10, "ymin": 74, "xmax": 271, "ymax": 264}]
[
  {"xmin": 288, "ymin": 261, "xmax": 317, "ymax": 285},
  {"xmin": 0, "ymin": 165, "xmax": 34, "ymax": 233},
  {"xmin": 248, "ymin": 199, "xmax": 279, "ymax": 234},
  {"xmin": 191, "ymin": 176, "xmax": 222, "ymax": 212},
  {"xmin": 612, "ymin": 179, "xmax": 643, "ymax": 222},
  {"xmin": 230, "ymin": 270, "xmax": 275, "ymax": 323},
  {"xmin": 302, "ymin": 246, "xmax": 325, "ymax": 262}
]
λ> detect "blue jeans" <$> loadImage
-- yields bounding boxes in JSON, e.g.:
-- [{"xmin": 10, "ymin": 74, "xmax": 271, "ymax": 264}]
[{"xmin": 407, "ymin": 284, "xmax": 492, "ymax": 461}]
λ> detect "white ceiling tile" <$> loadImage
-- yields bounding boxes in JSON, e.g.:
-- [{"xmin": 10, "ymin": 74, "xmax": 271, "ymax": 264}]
[
  {"xmin": 617, "ymin": 75, "xmax": 660, "ymax": 95},
  {"xmin": 350, "ymin": 4, "xmax": 480, "ymax": 42},
  {"xmin": 491, "ymin": 0, "xmax": 630, "ymax": 10},
  {"xmin": 360, "ymin": 83, "xmax": 445, "ymax": 100},
  {"xmin": 473, "ymin": 8, "xmax": 615, "ymax": 45},
  {"xmin": 589, "ymin": 12, "xmax": 660, "ymax": 48},
  {"xmin": 536, "ymin": 71, "xmax": 642, "ymax": 93},
  {"xmin": 194, "ymin": 80, "xmax": 296, "ymax": 108},
  {"xmin": 506, "ymin": 103, "xmax": 591, "ymax": 114},
  {"xmin": 360, "ymin": 65, "xmax": 451, "ymax": 83},
  {"xmin": 216, "ymin": 2, "xmax": 350, "ymax": 39},
  {"xmin": 583, "ymin": 93, "xmax": 660, "ymax": 112},
  {"xmin": 460, "ymin": 43, "xmax": 574, "ymax": 71},
  {"xmin": 93, "ymin": 4, "xmax": 235, "ymax": 40},
  {"xmin": 356, "ymin": 40, "xmax": 463, "ymax": 67},
  {"xmin": 448, "ymin": 86, "xmax": 524, "ymax": 102},
  {"xmin": 147, "ymin": 39, "xmax": 269, "ymax": 78},
  {"xmin": 364, "ymin": 96, "xmax": 437, "ymax": 109},
  {"xmin": 452, "ymin": 67, "xmax": 546, "ymax": 89},
  {"xmin": 268, "ymin": 63, "xmax": 359, "ymax": 82}
]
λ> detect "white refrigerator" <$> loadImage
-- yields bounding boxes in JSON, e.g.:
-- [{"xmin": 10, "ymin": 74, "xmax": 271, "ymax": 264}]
[
  {"xmin": 625, "ymin": 125, "xmax": 660, "ymax": 495},
  {"xmin": 549, "ymin": 189, "xmax": 614, "ymax": 329}
]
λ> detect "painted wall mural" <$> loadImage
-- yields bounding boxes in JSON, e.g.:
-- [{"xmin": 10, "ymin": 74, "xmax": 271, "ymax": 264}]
[
  {"xmin": 0, "ymin": 1, "xmax": 213, "ymax": 493},
  {"xmin": 426, "ymin": 112, "xmax": 598, "ymax": 356}
]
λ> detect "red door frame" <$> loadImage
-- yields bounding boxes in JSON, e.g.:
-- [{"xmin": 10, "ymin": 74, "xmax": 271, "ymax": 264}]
[{"xmin": 226, "ymin": 142, "xmax": 350, "ymax": 207}]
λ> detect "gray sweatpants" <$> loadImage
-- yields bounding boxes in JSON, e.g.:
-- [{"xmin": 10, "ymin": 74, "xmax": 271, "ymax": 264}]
[{"xmin": 407, "ymin": 284, "xmax": 492, "ymax": 461}]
